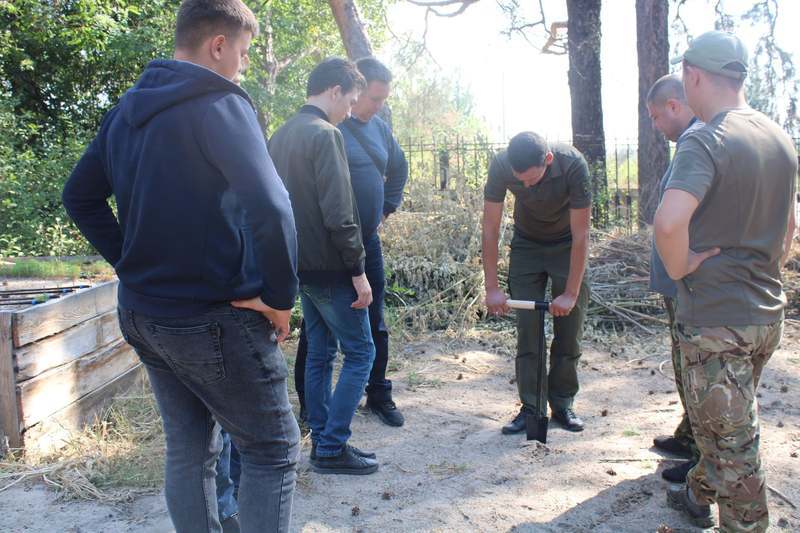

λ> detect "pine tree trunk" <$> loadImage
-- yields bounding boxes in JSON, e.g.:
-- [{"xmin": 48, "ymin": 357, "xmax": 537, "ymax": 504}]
[
  {"xmin": 566, "ymin": 0, "xmax": 607, "ymax": 225},
  {"xmin": 328, "ymin": 0, "xmax": 373, "ymax": 60},
  {"xmin": 636, "ymin": 0, "xmax": 669, "ymax": 225},
  {"xmin": 328, "ymin": 0, "xmax": 392, "ymax": 127}
]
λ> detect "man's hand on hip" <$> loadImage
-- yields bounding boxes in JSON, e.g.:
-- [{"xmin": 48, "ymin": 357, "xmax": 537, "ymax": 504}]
[
  {"xmin": 231, "ymin": 297, "xmax": 291, "ymax": 342},
  {"xmin": 686, "ymin": 247, "xmax": 720, "ymax": 276},
  {"xmin": 351, "ymin": 273, "xmax": 373, "ymax": 309},
  {"xmin": 485, "ymin": 286, "xmax": 510, "ymax": 315}
]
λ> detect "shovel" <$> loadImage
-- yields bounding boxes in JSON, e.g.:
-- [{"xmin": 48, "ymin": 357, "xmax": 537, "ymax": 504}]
[{"xmin": 506, "ymin": 299, "xmax": 550, "ymax": 443}]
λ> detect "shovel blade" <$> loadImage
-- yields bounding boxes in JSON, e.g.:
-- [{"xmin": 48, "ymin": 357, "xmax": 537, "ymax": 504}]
[{"xmin": 525, "ymin": 414, "xmax": 549, "ymax": 443}]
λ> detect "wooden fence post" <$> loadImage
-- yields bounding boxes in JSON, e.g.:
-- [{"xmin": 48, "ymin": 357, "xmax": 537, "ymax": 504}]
[{"xmin": 0, "ymin": 312, "xmax": 21, "ymax": 449}]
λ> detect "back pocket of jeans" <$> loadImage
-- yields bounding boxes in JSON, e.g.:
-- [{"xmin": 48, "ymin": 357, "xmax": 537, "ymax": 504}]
[{"xmin": 150, "ymin": 322, "xmax": 226, "ymax": 385}]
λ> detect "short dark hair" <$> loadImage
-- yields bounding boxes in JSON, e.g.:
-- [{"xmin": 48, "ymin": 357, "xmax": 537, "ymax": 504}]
[
  {"xmin": 175, "ymin": 0, "xmax": 259, "ymax": 51},
  {"xmin": 307, "ymin": 57, "xmax": 366, "ymax": 97},
  {"xmin": 683, "ymin": 60, "xmax": 745, "ymax": 92},
  {"xmin": 356, "ymin": 57, "xmax": 393, "ymax": 84},
  {"xmin": 507, "ymin": 132, "xmax": 549, "ymax": 172},
  {"xmin": 647, "ymin": 74, "xmax": 686, "ymax": 106}
]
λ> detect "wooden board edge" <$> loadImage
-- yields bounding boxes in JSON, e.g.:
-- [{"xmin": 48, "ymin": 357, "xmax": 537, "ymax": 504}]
[
  {"xmin": 12, "ymin": 280, "xmax": 118, "ymax": 347},
  {"xmin": 0, "ymin": 312, "xmax": 22, "ymax": 449}
]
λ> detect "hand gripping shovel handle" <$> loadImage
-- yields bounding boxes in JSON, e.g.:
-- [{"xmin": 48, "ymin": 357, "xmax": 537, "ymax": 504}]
[
  {"xmin": 506, "ymin": 299, "xmax": 550, "ymax": 312},
  {"xmin": 506, "ymin": 299, "xmax": 550, "ymax": 443}
]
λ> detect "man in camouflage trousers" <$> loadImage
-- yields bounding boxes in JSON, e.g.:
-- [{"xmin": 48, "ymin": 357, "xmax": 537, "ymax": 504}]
[
  {"xmin": 646, "ymin": 74, "xmax": 704, "ymax": 482},
  {"xmin": 655, "ymin": 31, "xmax": 797, "ymax": 532}
]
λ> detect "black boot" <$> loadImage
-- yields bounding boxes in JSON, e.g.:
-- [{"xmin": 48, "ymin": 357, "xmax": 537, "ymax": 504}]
[
  {"xmin": 653, "ymin": 435, "xmax": 692, "ymax": 458},
  {"xmin": 662, "ymin": 460, "xmax": 696, "ymax": 483},
  {"xmin": 501, "ymin": 408, "xmax": 528, "ymax": 435},
  {"xmin": 667, "ymin": 484, "xmax": 715, "ymax": 529},
  {"xmin": 551, "ymin": 408, "xmax": 584, "ymax": 432},
  {"xmin": 366, "ymin": 397, "xmax": 405, "ymax": 427}
]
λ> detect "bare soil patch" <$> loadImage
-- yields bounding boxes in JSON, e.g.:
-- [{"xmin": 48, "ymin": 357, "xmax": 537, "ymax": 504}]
[{"xmin": 2, "ymin": 323, "xmax": 798, "ymax": 532}]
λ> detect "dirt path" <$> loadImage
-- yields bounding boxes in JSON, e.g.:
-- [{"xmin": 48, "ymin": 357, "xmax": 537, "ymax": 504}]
[{"xmin": 2, "ymin": 327, "xmax": 798, "ymax": 532}]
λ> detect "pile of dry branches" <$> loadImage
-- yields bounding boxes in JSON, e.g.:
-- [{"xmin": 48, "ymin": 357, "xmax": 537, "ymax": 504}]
[{"xmin": 382, "ymin": 184, "xmax": 800, "ymax": 336}]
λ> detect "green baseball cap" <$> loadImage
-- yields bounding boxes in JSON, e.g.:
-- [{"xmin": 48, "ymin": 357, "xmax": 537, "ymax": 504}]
[{"xmin": 671, "ymin": 30, "xmax": 748, "ymax": 80}]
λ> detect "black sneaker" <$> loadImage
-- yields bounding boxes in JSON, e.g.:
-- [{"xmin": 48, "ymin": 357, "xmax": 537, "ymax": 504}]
[
  {"xmin": 662, "ymin": 460, "xmax": 696, "ymax": 483},
  {"xmin": 552, "ymin": 408, "xmax": 584, "ymax": 432},
  {"xmin": 311, "ymin": 446, "xmax": 379, "ymax": 475},
  {"xmin": 367, "ymin": 398, "xmax": 405, "ymax": 427},
  {"xmin": 653, "ymin": 435, "xmax": 693, "ymax": 458},
  {"xmin": 667, "ymin": 484, "xmax": 715, "ymax": 529},
  {"xmin": 311, "ymin": 442, "xmax": 376, "ymax": 461}
]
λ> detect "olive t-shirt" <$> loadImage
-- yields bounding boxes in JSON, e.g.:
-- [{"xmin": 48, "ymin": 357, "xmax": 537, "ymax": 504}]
[
  {"xmin": 666, "ymin": 108, "xmax": 798, "ymax": 327},
  {"xmin": 484, "ymin": 143, "xmax": 592, "ymax": 243}
]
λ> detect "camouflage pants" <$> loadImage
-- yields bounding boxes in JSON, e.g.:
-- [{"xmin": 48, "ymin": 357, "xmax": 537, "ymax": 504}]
[
  {"xmin": 664, "ymin": 297, "xmax": 698, "ymax": 460},
  {"xmin": 677, "ymin": 321, "xmax": 783, "ymax": 533}
]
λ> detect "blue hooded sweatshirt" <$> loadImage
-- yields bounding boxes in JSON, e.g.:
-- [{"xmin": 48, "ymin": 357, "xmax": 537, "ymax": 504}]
[{"xmin": 63, "ymin": 60, "xmax": 298, "ymax": 317}]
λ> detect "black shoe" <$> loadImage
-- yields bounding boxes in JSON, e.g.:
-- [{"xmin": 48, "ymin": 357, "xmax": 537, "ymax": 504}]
[
  {"xmin": 653, "ymin": 435, "xmax": 692, "ymax": 458},
  {"xmin": 367, "ymin": 398, "xmax": 405, "ymax": 427},
  {"xmin": 667, "ymin": 484, "xmax": 715, "ymax": 529},
  {"xmin": 311, "ymin": 442, "xmax": 376, "ymax": 461},
  {"xmin": 662, "ymin": 460, "xmax": 696, "ymax": 483},
  {"xmin": 501, "ymin": 409, "xmax": 528, "ymax": 435},
  {"xmin": 311, "ymin": 446, "xmax": 379, "ymax": 475},
  {"xmin": 552, "ymin": 408, "xmax": 584, "ymax": 432},
  {"xmin": 221, "ymin": 513, "xmax": 240, "ymax": 533}
]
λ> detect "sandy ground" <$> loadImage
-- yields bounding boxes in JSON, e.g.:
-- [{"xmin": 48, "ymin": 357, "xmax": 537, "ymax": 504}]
[{"xmin": 1, "ymin": 324, "xmax": 798, "ymax": 533}]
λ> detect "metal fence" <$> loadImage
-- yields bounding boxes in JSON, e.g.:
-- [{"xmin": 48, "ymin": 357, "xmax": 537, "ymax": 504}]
[
  {"xmin": 399, "ymin": 136, "xmax": 800, "ymax": 232},
  {"xmin": 398, "ymin": 137, "xmax": 641, "ymax": 230}
]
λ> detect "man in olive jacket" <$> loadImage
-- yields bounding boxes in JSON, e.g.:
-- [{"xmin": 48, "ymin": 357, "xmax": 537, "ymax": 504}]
[{"xmin": 269, "ymin": 58, "xmax": 379, "ymax": 476}]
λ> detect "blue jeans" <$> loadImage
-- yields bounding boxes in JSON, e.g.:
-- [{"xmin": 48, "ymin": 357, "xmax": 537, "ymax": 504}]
[
  {"xmin": 216, "ymin": 431, "xmax": 240, "ymax": 522},
  {"xmin": 301, "ymin": 282, "xmax": 376, "ymax": 457},
  {"xmin": 117, "ymin": 304, "xmax": 299, "ymax": 533},
  {"xmin": 294, "ymin": 234, "xmax": 391, "ymax": 404}
]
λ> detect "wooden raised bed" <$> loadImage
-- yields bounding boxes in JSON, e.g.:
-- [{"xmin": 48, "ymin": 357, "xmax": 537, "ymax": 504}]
[{"xmin": 0, "ymin": 280, "xmax": 142, "ymax": 451}]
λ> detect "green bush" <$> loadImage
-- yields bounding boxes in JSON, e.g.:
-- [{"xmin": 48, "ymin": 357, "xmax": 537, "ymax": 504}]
[{"xmin": 0, "ymin": 93, "xmax": 94, "ymax": 257}]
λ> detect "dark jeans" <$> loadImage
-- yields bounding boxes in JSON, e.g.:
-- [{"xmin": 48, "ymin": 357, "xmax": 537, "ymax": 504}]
[
  {"xmin": 295, "ymin": 233, "xmax": 391, "ymax": 403},
  {"xmin": 301, "ymin": 282, "xmax": 375, "ymax": 456},
  {"xmin": 508, "ymin": 232, "xmax": 589, "ymax": 416},
  {"xmin": 117, "ymin": 304, "xmax": 299, "ymax": 533}
]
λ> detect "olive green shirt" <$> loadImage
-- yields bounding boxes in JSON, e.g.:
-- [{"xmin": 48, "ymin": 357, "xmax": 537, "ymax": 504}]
[
  {"xmin": 666, "ymin": 108, "xmax": 798, "ymax": 327},
  {"xmin": 484, "ymin": 144, "xmax": 592, "ymax": 243}
]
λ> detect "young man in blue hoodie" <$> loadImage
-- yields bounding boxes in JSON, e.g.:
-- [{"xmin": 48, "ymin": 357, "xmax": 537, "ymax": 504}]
[
  {"xmin": 293, "ymin": 57, "xmax": 409, "ymax": 428},
  {"xmin": 62, "ymin": 1, "xmax": 300, "ymax": 532}
]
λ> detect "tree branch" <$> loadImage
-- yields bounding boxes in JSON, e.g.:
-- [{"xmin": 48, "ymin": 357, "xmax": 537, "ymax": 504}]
[{"xmin": 406, "ymin": 0, "xmax": 480, "ymax": 17}]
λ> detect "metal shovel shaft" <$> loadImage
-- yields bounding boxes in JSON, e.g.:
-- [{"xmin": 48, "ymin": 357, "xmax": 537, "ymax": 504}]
[{"xmin": 507, "ymin": 299, "xmax": 550, "ymax": 443}]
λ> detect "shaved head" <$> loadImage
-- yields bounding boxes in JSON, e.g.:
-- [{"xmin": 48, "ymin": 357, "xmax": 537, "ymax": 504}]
[{"xmin": 647, "ymin": 74, "xmax": 686, "ymax": 107}]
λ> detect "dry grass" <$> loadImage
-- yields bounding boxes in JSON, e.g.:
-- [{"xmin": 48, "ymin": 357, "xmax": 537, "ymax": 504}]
[{"xmin": 0, "ymin": 381, "xmax": 164, "ymax": 502}]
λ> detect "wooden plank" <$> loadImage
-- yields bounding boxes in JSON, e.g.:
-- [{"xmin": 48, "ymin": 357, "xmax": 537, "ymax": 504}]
[
  {"xmin": 0, "ymin": 312, "xmax": 21, "ymax": 448},
  {"xmin": 21, "ymin": 364, "xmax": 145, "ymax": 454},
  {"xmin": 17, "ymin": 340, "xmax": 139, "ymax": 429},
  {"xmin": 14, "ymin": 310, "xmax": 121, "ymax": 382},
  {"xmin": 12, "ymin": 280, "xmax": 117, "ymax": 347}
]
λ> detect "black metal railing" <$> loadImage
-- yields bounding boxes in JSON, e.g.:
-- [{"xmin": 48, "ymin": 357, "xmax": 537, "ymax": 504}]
[{"xmin": 399, "ymin": 136, "xmax": 800, "ymax": 232}]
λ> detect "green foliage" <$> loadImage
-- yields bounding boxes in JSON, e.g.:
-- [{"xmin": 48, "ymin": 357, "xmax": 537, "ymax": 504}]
[
  {"xmin": 390, "ymin": 57, "xmax": 488, "ymax": 141},
  {"xmin": 243, "ymin": 0, "xmax": 390, "ymax": 134},
  {"xmin": 0, "ymin": 0, "xmax": 390, "ymax": 256},
  {"xmin": 0, "ymin": 0, "xmax": 179, "ymax": 137},
  {"xmin": 0, "ymin": 91, "xmax": 92, "ymax": 256},
  {"xmin": 0, "ymin": 257, "xmax": 114, "ymax": 279}
]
